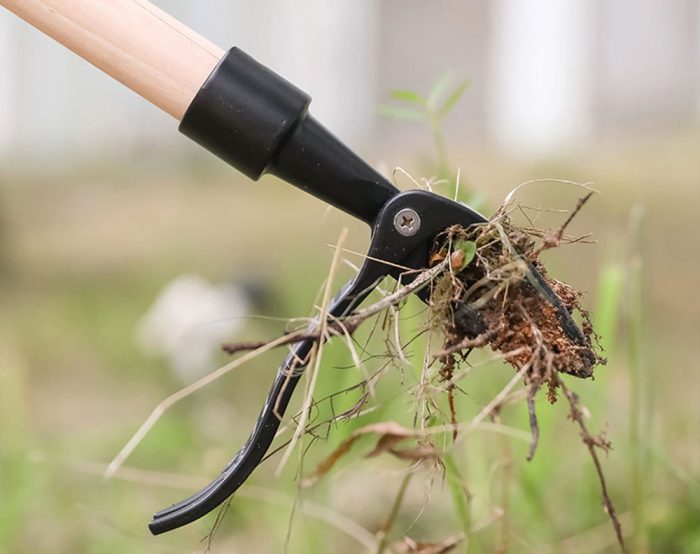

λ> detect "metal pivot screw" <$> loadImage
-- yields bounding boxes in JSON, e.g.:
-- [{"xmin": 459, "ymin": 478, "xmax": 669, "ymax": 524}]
[{"xmin": 393, "ymin": 208, "xmax": 421, "ymax": 237}]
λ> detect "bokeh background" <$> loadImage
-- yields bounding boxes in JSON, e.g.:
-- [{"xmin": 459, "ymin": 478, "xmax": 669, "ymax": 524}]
[{"xmin": 1, "ymin": 1, "xmax": 698, "ymax": 553}]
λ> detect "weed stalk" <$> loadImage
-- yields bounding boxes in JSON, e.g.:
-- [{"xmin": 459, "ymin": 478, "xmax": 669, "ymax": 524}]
[{"xmin": 627, "ymin": 205, "xmax": 649, "ymax": 553}]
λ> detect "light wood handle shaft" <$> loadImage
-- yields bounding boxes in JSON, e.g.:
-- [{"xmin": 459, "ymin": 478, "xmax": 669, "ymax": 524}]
[{"xmin": 0, "ymin": 0, "xmax": 225, "ymax": 119}]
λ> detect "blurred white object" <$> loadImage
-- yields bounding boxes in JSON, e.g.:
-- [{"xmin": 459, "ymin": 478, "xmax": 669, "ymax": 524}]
[
  {"xmin": 136, "ymin": 274, "xmax": 251, "ymax": 383},
  {"xmin": 488, "ymin": 0, "xmax": 593, "ymax": 156},
  {"xmin": 0, "ymin": 16, "xmax": 18, "ymax": 153}
]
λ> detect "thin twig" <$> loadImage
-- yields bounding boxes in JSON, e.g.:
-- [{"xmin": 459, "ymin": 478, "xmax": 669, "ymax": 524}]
[
  {"xmin": 526, "ymin": 382, "xmax": 540, "ymax": 462},
  {"xmin": 431, "ymin": 330, "xmax": 494, "ymax": 363},
  {"xmin": 557, "ymin": 377, "xmax": 627, "ymax": 553},
  {"xmin": 375, "ymin": 472, "xmax": 414, "ymax": 554},
  {"xmin": 530, "ymin": 192, "xmax": 594, "ymax": 259}
]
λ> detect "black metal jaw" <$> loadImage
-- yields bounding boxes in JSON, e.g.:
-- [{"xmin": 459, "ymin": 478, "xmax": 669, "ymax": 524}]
[{"xmin": 149, "ymin": 190, "xmax": 487, "ymax": 534}]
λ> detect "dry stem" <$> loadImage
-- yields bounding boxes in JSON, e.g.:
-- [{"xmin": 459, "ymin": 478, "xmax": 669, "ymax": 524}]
[
  {"xmin": 557, "ymin": 377, "xmax": 627, "ymax": 553},
  {"xmin": 276, "ymin": 228, "xmax": 348, "ymax": 476}
]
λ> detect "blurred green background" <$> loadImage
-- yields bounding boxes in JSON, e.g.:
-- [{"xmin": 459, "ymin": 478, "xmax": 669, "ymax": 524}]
[{"xmin": 1, "ymin": 2, "xmax": 699, "ymax": 553}]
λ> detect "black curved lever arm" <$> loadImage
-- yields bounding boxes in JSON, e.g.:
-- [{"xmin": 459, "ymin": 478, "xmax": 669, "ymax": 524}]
[
  {"xmin": 149, "ymin": 260, "xmax": 388, "ymax": 534},
  {"xmin": 149, "ymin": 190, "xmax": 490, "ymax": 534}
]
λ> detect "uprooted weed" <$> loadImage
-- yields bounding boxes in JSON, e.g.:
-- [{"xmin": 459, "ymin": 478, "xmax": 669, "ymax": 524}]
[
  {"xmin": 421, "ymin": 194, "xmax": 626, "ymax": 551},
  {"xmin": 429, "ymin": 193, "xmax": 604, "ymax": 455}
]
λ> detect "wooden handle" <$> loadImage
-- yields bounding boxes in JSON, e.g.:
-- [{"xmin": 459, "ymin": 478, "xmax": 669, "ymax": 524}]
[{"xmin": 0, "ymin": 0, "xmax": 225, "ymax": 119}]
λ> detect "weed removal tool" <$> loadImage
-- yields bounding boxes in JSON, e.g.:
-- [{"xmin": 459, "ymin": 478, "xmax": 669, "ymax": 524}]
[{"xmin": 2, "ymin": 0, "xmax": 597, "ymax": 535}]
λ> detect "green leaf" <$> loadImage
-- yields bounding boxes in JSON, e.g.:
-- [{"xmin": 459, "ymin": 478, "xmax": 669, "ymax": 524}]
[
  {"xmin": 376, "ymin": 104, "xmax": 426, "ymax": 123},
  {"xmin": 453, "ymin": 239, "xmax": 476, "ymax": 270},
  {"xmin": 443, "ymin": 454, "xmax": 471, "ymax": 534},
  {"xmin": 390, "ymin": 89, "xmax": 425, "ymax": 105},
  {"xmin": 426, "ymin": 72, "xmax": 454, "ymax": 111},
  {"xmin": 439, "ymin": 80, "xmax": 470, "ymax": 117},
  {"xmin": 465, "ymin": 190, "xmax": 487, "ymax": 211},
  {"xmin": 593, "ymin": 262, "xmax": 625, "ymax": 355}
]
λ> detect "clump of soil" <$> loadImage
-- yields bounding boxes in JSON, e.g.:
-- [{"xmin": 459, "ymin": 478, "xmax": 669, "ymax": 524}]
[{"xmin": 430, "ymin": 213, "xmax": 604, "ymax": 388}]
